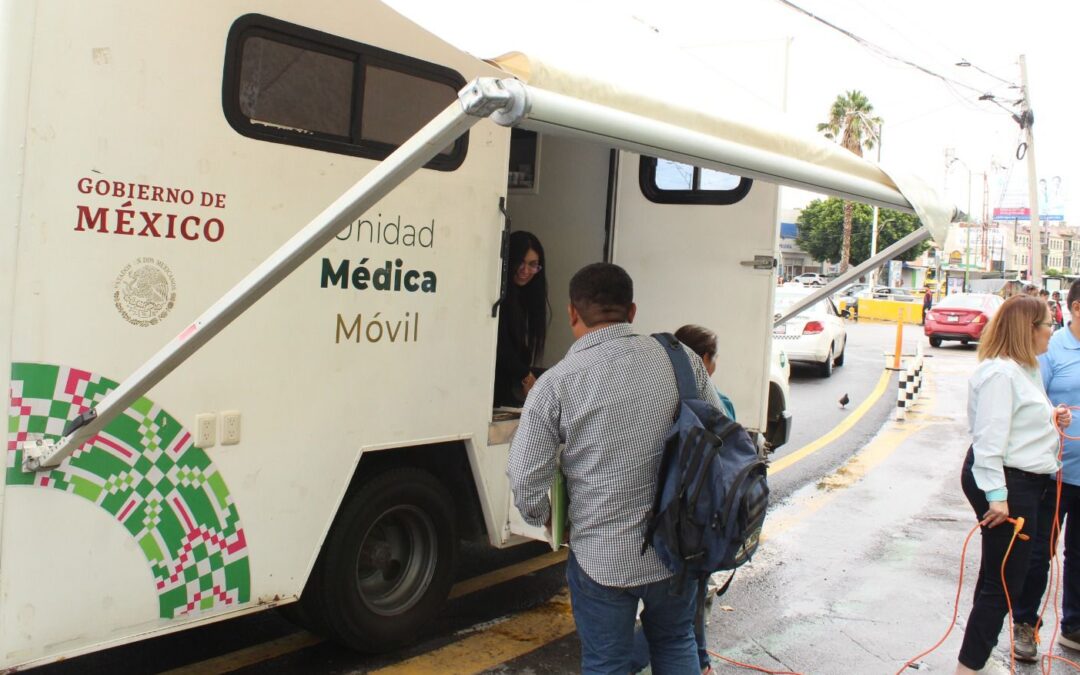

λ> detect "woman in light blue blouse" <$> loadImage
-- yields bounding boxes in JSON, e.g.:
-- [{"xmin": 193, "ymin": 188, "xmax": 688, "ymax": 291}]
[
  {"xmin": 957, "ymin": 294, "xmax": 1071, "ymax": 674},
  {"xmin": 1014, "ymin": 279, "xmax": 1080, "ymax": 661}
]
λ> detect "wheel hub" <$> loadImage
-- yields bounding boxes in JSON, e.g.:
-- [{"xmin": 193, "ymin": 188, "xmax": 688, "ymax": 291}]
[{"xmin": 354, "ymin": 505, "xmax": 438, "ymax": 616}]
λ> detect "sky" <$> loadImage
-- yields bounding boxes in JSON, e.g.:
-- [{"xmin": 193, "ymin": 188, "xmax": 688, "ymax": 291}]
[{"xmin": 387, "ymin": 0, "xmax": 1077, "ymax": 221}]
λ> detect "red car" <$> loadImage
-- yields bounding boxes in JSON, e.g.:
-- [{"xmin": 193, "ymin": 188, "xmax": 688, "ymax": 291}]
[{"xmin": 924, "ymin": 293, "xmax": 1004, "ymax": 347}]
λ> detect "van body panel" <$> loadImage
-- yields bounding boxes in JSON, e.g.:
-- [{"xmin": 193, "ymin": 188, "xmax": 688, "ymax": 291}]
[
  {"xmin": 1, "ymin": 1, "xmax": 510, "ymax": 667},
  {"xmin": 612, "ymin": 153, "xmax": 779, "ymax": 430}
]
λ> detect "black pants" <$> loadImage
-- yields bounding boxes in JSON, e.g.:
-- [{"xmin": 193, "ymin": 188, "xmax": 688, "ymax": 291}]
[
  {"xmin": 1015, "ymin": 479, "xmax": 1080, "ymax": 632},
  {"xmin": 959, "ymin": 448, "xmax": 1049, "ymax": 669}
]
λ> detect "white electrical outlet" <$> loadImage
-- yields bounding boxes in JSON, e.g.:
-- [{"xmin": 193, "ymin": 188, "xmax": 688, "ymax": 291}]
[
  {"xmin": 195, "ymin": 413, "xmax": 216, "ymax": 448},
  {"xmin": 221, "ymin": 411, "xmax": 241, "ymax": 445}
]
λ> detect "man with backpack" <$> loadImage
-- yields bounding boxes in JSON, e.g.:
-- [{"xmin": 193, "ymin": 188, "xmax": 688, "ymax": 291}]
[{"xmin": 508, "ymin": 262, "xmax": 721, "ymax": 674}]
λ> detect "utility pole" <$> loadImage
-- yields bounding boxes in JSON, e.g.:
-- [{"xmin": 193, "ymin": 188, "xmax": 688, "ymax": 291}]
[
  {"xmin": 1019, "ymin": 55, "xmax": 1042, "ymax": 285},
  {"xmin": 868, "ymin": 122, "xmax": 882, "ymax": 289}
]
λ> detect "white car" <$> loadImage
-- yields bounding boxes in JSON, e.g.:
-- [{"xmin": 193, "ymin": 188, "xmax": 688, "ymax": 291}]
[
  {"xmin": 772, "ymin": 287, "xmax": 848, "ymax": 377},
  {"xmin": 791, "ymin": 272, "xmax": 827, "ymax": 287},
  {"xmin": 766, "ymin": 345, "xmax": 792, "ymax": 451}
]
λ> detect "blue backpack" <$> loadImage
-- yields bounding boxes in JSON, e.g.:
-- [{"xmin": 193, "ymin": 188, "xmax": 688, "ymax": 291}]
[{"xmin": 642, "ymin": 333, "xmax": 770, "ymax": 582}]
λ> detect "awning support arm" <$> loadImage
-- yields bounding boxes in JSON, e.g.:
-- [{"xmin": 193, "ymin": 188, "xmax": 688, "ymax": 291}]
[
  {"xmin": 774, "ymin": 226, "xmax": 933, "ymax": 327},
  {"xmin": 22, "ymin": 77, "xmax": 530, "ymax": 472}
]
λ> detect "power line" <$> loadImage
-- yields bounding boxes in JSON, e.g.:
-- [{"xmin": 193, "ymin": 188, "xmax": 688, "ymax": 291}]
[
  {"xmin": 772, "ymin": 0, "xmax": 1018, "ymax": 109},
  {"xmin": 847, "ymin": 0, "xmax": 1015, "ymax": 87}
]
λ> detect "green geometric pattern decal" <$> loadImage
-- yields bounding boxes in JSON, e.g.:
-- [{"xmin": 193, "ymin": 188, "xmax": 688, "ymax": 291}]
[{"xmin": 7, "ymin": 362, "xmax": 250, "ymax": 618}]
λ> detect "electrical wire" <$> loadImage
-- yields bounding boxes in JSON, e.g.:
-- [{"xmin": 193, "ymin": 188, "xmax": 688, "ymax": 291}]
[
  {"xmin": 898, "ymin": 408, "xmax": 1080, "ymax": 674},
  {"xmin": 771, "ymin": 0, "xmax": 1020, "ymax": 115}
]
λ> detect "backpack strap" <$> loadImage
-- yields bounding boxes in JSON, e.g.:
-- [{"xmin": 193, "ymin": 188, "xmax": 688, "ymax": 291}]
[{"xmin": 652, "ymin": 333, "xmax": 700, "ymax": 403}]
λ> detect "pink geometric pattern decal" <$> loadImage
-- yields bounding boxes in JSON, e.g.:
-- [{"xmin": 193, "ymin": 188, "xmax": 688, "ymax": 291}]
[{"xmin": 7, "ymin": 362, "xmax": 251, "ymax": 618}]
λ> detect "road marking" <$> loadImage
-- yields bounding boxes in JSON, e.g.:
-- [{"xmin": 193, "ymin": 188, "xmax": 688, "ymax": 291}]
[
  {"xmin": 162, "ymin": 549, "xmax": 569, "ymax": 673},
  {"xmin": 158, "ymin": 631, "xmax": 324, "ymax": 675},
  {"xmin": 371, "ymin": 379, "xmax": 938, "ymax": 675},
  {"xmin": 449, "ymin": 548, "xmax": 567, "ymax": 599},
  {"xmin": 369, "ymin": 591, "xmax": 576, "ymax": 675},
  {"xmin": 160, "ymin": 369, "xmax": 911, "ymax": 675},
  {"xmin": 763, "ymin": 372, "xmax": 935, "ymax": 541},
  {"xmin": 768, "ymin": 368, "xmax": 893, "ymax": 475}
]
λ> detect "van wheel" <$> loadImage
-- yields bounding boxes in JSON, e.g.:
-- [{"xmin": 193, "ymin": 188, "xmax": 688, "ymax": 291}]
[
  {"xmin": 929, "ymin": 337, "xmax": 942, "ymax": 348},
  {"xmin": 820, "ymin": 346, "xmax": 834, "ymax": 377},
  {"xmin": 310, "ymin": 468, "xmax": 457, "ymax": 653}
]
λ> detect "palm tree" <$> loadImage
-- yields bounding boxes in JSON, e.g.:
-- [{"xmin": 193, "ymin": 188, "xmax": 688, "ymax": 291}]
[{"xmin": 817, "ymin": 90, "xmax": 883, "ymax": 272}]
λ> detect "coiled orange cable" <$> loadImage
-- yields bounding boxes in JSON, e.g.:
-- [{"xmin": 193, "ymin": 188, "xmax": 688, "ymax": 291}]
[{"xmin": 898, "ymin": 405, "xmax": 1080, "ymax": 674}]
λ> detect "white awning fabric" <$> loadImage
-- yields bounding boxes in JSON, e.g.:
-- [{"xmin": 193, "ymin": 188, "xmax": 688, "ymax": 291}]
[{"xmin": 486, "ymin": 51, "xmax": 953, "ymax": 245}]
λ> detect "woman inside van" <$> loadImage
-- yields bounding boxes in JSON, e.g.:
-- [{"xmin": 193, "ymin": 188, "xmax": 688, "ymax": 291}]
[
  {"xmin": 494, "ymin": 231, "xmax": 550, "ymax": 407},
  {"xmin": 956, "ymin": 294, "xmax": 1071, "ymax": 674}
]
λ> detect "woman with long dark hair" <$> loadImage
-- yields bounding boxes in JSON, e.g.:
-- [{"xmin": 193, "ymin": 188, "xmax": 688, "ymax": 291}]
[
  {"xmin": 495, "ymin": 231, "xmax": 550, "ymax": 406},
  {"xmin": 956, "ymin": 295, "xmax": 1071, "ymax": 673}
]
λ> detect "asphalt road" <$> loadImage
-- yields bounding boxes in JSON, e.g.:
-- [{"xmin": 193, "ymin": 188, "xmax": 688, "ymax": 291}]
[{"xmin": 33, "ymin": 320, "xmax": 920, "ymax": 675}]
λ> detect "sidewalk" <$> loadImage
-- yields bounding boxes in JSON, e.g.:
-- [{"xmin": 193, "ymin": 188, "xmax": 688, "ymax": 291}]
[{"xmin": 708, "ymin": 348, "xmax": 1077, "ymax": 673}]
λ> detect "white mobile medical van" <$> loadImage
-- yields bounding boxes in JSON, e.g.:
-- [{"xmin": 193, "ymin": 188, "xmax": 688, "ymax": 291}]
[{"xmin": 0, "ymin": 1, "xmax": 949, "ymax": 669}]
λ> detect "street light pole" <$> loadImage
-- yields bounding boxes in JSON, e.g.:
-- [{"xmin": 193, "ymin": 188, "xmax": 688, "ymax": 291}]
[
  {"xmin": 869, "ymin": 122, "xmax": 882, "ymax": 288},
  {"xmin": 857, "ymin": 115, "xmax": 883, "ymax": 287},
  {"xmin": 948, "ymin": 156, "xmax": 973, "ymax": 291}
]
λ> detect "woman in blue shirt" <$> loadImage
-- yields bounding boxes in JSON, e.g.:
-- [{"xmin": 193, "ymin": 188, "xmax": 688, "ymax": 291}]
[{"xmin": 1014, "ymin": 279, "xmax": 1080, "ymax": 661}]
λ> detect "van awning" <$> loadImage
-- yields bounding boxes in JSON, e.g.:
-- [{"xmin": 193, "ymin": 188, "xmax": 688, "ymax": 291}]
[{"xmin": 488, "ymin": 52, "xmax": 953, "ymax": 245}]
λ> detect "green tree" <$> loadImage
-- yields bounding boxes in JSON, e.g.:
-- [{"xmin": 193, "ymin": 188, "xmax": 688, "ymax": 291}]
[
  {"xmin": 795, "ymin": 197, "xmax": 929, "ymax": 266},
  {"xmin": 817, "ymin": 90, "xmax": 882, "ymax": 272}
]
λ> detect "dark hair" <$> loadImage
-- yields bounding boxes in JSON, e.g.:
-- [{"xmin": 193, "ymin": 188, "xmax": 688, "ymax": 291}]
[
  {"xmin": 506, "ymin": 231, "xmax": 549, "ymax": 363},
  {"xmin": 1040, "ymin": 289, "xmax": 1050, "ymax": 297},
  {"xmin": 674, "ymin": 324, "xmax": 718, "ymax": 360},
  {"xmin": 569, "ymin": 263, "xmax": 634, "ymax": 326},
  {"xmin": 1068, "ymin": 279, "xmax": 1080, "ymax": 312}
]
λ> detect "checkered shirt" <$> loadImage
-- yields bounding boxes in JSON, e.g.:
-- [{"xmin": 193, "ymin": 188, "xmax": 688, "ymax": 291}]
[{"xmin": 507, "ymin": 323, "xmax": 721, "ymax": 588}]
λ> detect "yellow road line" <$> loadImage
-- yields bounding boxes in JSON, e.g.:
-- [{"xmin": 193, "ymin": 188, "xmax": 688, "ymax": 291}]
[
  {"xmin": 449, "ymin": 548, "xmax": 567, "ymax": 599},
  {"xmin": 158, "ymin": 631, "xmax": 324, "ymax": 675},
  {"xmin": 762, "ymin": 420, "xmax": 927, "ymax": 541},
  {"xmin": 165, "ymin": 368, "xmax": 911, "ymax": 674},
  {"xmin": 768, "ymin": 368, "xmax": 893, "ymax": 475},
  {"xmin": 163, "ymin": 549, "xmax": 570, "ymax": 673},
  {"xmin": 369, "ymin": 591, "xmax": 576, "ymax": 675},
  {"xmin": 763, "ymin": 369, "xmax": 935, "ymax": 541}
]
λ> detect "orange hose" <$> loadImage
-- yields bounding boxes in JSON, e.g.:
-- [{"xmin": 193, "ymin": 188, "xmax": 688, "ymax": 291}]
[{"xmin": 898, "ymin": 406, "xmax": 1080, "ymax": 674}]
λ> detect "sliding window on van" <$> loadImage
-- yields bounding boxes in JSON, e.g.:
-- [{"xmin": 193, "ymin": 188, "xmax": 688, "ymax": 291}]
[
  {"xmin": 639, "ymin": 157, "xmax": 752, "ymax": 205},
  {"xmin": 222, "ymin": 14, "xmax": 468, "ymax": 171}
]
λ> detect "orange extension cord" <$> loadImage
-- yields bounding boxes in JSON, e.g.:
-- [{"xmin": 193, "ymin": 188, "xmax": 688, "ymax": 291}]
[
  {"xmin": 897, "ymin": 407, "xmax": 1080, "ymax": 675},
  {"xmin": 699, "ymin": 409, "xmax": 1080, "ymax": 675}
]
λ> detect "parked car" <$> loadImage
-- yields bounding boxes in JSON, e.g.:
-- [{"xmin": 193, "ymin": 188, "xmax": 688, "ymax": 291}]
[
  {"xmin": 924, "ymin": 293, "xmax": 1004, "ymax": 347},
  {"xmin": 766, "ymin": 345, "xmax": 792, "ymax": 451},
  {"xmin": 835, "ymin": 283, "xmax": 870, "ymax": 318},
  {"xmin": 772, "ymin": 287, "xmax": 848, "ymax": 376},
  {"xmin": 870, "ymin": 286, "xmax": 917, "ymax": 302},
  {"xmin": 791, "ymin": 272, "xmax": 827, "ymax": 287}
]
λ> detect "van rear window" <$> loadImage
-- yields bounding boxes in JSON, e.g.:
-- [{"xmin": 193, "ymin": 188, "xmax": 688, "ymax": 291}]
[
  {"xmin": 639, "ymin": 157, "xmax": 751, "ymax": 205},
  {"xmin": 223, "ymin": 14, "xmax": 467, "ymax": 171}
]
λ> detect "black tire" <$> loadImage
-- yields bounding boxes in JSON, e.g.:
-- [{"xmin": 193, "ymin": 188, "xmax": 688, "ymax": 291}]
[
  {"xmin": 929, "ymin": 337, "xmax": 943, "ymax": 348},
  {"xmin": 819, "ymin": 345, "xmax": 834, "ymax": 377},
  {"xmin": 309, "ymin": 468, "xmax": 458, "ymax": 653},
  {"xmin": 834, "ymin": 343, "xmax": 846, "ymax": 367}
]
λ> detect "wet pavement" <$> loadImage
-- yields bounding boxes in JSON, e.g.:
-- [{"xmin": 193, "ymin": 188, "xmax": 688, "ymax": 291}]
[
  {"xmin": 707, "ymin": 341, "xmax": 1080, "ymax": 674},
  {"xmin": 39, "ymin": 326, "xmax": 1080, "ymax": 674}
]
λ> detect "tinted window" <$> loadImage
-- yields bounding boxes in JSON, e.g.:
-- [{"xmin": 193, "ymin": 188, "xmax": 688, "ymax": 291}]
[
  {"xmin": 640, "ymin": 156, "xmax": 751, "ymax": 205},
  {"xmin": 239, "ymin": 37, "xmax": 353, "ymax": 137},
  {"xmin": 224, "ymin": 15, "xmax": 467, "ymax": 171}
]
